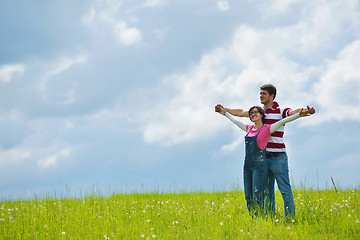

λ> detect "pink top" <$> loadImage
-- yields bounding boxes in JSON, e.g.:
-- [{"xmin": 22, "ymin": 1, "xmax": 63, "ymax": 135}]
[{"xmin": 246, "ymin": 125, "xmax": 272, "ymax": 150}]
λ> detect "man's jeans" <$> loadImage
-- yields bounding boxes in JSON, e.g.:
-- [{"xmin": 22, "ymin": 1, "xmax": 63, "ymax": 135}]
[{"xmin": 265, "ymin": 152, "xmax": 295, "ymax": 217}]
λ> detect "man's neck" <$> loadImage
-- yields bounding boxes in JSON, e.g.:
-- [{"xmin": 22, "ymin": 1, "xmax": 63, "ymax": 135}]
[{"xmin": 263, "ymin": 100, "xmax": 274, "ymax": 110}]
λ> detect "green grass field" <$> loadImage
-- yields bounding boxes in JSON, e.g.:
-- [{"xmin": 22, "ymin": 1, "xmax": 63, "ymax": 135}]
[{"xmin": 1, "ymin": 188, "xmax": 359, "ymax": 239}]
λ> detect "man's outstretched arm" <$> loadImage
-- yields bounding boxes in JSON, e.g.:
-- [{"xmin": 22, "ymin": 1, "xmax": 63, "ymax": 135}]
[
  {"xmin": 288, "ymin": 106, "xmax": 315, "ymax": 116},
  {"xmin": 215, "ymin": 104, "xmax": 248, "ymax": 117}
]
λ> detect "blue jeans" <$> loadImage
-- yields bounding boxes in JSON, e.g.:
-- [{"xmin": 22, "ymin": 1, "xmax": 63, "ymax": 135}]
[
  {"xmin": 265, "ymin": 152, "xmax": 295, "ymax": 217},
  {"xmin": 243, "ymin": 157, "xmax": 267, "ymax": 215}
]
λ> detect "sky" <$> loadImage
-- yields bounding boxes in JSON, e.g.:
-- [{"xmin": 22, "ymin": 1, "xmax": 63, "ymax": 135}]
[{"xmin": 1, "ymin": 0, "xmax": 360, "ymax": 199}]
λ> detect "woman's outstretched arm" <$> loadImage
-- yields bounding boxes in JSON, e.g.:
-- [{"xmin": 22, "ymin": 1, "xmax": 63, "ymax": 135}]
[
  {"xmin": 225, "ymin": 112, "xmax": 247, "ymax": 132},
  {"xmin": 215, "ymin": 104, "xmax": 247, "ymax": 132}
]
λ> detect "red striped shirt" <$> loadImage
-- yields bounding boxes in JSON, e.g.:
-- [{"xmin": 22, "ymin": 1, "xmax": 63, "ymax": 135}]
[{"xmin": 263, "ymin": 101, "xmax": 291, "ymax": 152}]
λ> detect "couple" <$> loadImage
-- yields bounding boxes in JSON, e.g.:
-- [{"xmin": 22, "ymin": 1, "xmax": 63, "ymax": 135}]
[{"xmin": 215, "ymin": 84, "xmax": 315, "ymax": 217}]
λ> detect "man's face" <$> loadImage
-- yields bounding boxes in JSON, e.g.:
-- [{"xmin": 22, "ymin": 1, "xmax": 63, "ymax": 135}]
[{"xmin": 260, "ymin": 90, "xmax": 272, "ymax": 105}]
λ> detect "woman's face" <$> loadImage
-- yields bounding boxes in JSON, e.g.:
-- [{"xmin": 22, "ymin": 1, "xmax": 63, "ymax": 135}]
[{"xmin": 249, "ymin": 108, "xmax": 262, "ymax": 122}]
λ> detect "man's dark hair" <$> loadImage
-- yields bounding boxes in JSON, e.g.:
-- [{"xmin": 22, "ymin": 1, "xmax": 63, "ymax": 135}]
[
  {"xmin": 248, "ymin": 106, "xmax": 265, "ymax": 124},
  {"xmin": 260, "ymin": 84, "xmax": 277, "ymax": 100}
]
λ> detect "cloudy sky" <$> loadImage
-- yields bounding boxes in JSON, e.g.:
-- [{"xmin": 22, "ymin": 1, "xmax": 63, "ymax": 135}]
[{"xmin": 1, "ymin": 0, "xmax": 360, "ymax": 199}]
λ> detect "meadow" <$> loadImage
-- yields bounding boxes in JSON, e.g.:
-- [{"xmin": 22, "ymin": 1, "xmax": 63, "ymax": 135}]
[{"xmin": 1, "ymin": 188, "xmax": 359, "ymax": 239}]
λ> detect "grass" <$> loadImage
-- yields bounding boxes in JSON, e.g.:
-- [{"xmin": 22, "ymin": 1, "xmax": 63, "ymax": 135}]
[{"xmin": 0, "ymin": 188, "xmax": 359, "ymax": 239}]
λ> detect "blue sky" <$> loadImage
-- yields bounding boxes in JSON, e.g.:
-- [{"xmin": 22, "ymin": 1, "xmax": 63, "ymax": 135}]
[{"xmin": 1, "ymin": 0, "xmax": 360, "ymax": 199}]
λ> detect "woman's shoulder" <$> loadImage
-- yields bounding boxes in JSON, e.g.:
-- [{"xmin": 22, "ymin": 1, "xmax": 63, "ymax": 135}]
[
  {"xmin": 246, "ymin": 124, "xmax": 254, "ymax": 132},
  {"xmin": 262, "ymin": 124, "xmax": 272, "ymax": 132}
]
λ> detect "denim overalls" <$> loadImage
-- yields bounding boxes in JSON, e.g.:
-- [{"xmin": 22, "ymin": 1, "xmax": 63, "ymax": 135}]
[{"xmin": 243, "ymin": 126, "xmax": 267, "ymax": 215}]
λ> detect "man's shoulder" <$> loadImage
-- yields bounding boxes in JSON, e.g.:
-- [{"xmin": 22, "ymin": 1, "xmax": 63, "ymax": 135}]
[
  {"xmin": 270, "ymin": 101, "xmax": 291, "ymax": 112},
  {"xmin": 265, "ymin": 101, "xmax": 292, "ymax": 118}
]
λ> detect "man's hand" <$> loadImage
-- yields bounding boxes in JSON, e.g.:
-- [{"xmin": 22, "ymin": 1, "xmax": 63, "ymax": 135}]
[
  {"xmin": 307, "ymin": 106, "xmax": 315, "ymax": 114},
  {"xmin": 215, "ymin": 104, "xmax": 226, "ymax": 116},
  {"xmin": 299, "ymin": 106, "xmax": 316, "ymax": 117}
]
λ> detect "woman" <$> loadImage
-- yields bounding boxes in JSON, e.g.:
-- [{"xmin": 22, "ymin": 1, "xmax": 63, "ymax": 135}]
[{"xmin": 215, "ymin": 105, "xmax": 311, "ymax": 215}]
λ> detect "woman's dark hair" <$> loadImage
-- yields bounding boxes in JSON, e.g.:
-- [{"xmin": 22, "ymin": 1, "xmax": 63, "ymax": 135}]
[
  {"xmin": 260, "ymin": 84, "xmax": 277, "ymax": 100},
  {"xmin": 248, "ymin": 106, "xmax": 265, "ymax": 124}
]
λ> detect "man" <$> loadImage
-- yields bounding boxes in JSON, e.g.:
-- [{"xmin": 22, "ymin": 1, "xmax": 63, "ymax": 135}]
[{"xmin": 216, "ymin": 84, "xmax": 315, "ymax": 217}]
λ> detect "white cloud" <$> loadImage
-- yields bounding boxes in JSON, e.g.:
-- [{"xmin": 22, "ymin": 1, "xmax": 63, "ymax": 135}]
[
  {"xmin": 0, "ymin": 64, "xmax": 25, "ymax": 84},
  {"xmin": 113, "ymin": 21, "xmax": 142, "ymax": 46},
  {"xmin": 82, "ymin": 2, "xmax": 142, "ymax": 46},
  {"xmin": 0, "ymin": 141, "xmax": 74, "ymax": 170},
  {"xmin": 217, "ymin": 1, "xmax": 230, "ymax": 12},
  {"xmin": 154, "ymin": 28, "xmax": 169, "ymax": 41},
  {"xmin": 136, "ymin": 0, "xmax": 360, "ymax": 146},
  {"xmin": 0, "ymin": 110, "xmax": 23, "ymax": 123},
  {"xmin": 264, "ymin": 0, "xmax": 302, "ymax": 13},
  {"xmin": 221, "ymin": 136, "xmax": 243, "ymax": 153},
  {"xmin": 59, "ymin": 88, "xmax": 77, "ymax": 105},
  {"xmin": 38, "ymin": 147, "xmax": 73, "ymax": 169},
  {"xmin": 0, "ymin": 147, "xmax": 31, "ymax": 168},
  {"xmin": 312, "ymin": 40, "xmax": 360, "ymax": 123},
  {"xmin": 143, "ymin": 0, "xmax": 165, "ymax": 8},
  {"xmin": 45, "ymin": 55, "xmax": 87, "ymax": 78},
  {"xmin": 39, "ymin": 55, "xmax": 88, "ymax": 97},
  {"xmin": 82, "ymin": 8, "xmax": 96, "ymax": 24}
]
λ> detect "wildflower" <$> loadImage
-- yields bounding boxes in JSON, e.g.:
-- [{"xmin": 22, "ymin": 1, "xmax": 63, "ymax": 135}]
[
  {"xmin": 152, "ymin": 235, "xmax": 156, "ymax": 238},
  {"xmin": 62, "ymin": 232, "xmax": 65, "ymax": 235},
  {"xmin": 141, "ymin": 234, "xmax": 145, "ymax": 238},
  {"xmin": 147, "ymin": 219, "xmax": 150, "ymax": 222},
  {"xmin": 291, "ymin": 220, "xmax": 295, "ymax": 223},
  {"xmin": 275, "ymin": 219, "xmax": 279, "ymax": 222},
  {"xmin": 348, "ymin": 215, "xmax": 351, "ymax": 217},
  {"xmin": 220, "ymin": 222, "xmax": 224, "ymax": 225},
  {"xmin": 356, "ymin": 220, "xmax": 359, "ymax": 223},
  {"xmin": 287, "ymin": 227, "xmax": 291, "ymax": 230}
]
